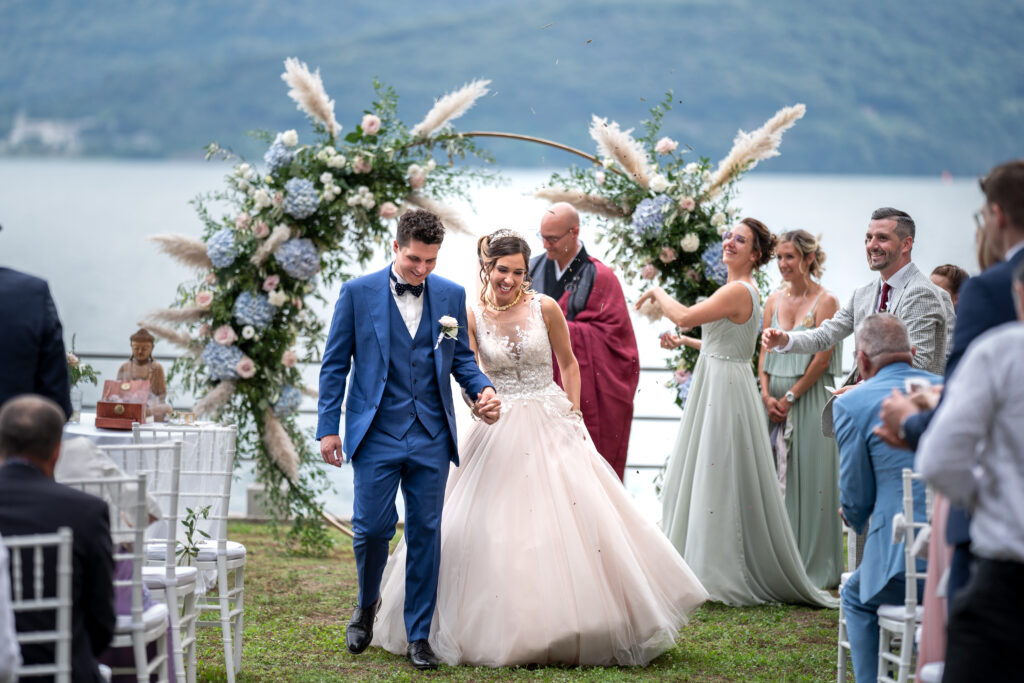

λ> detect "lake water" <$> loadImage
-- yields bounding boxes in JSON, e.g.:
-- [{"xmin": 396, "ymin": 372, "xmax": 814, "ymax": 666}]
[{"xmin": 0, "ymin": 159, "xmax": 983, "ymax": 520}]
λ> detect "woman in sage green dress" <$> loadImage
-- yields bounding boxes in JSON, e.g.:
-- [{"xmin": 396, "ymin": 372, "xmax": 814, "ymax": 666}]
[
  {"xmin": 637, "ymin": 218, "xmax": 837, "ymax": 609},
  {"xmin": 758, "ymin": 231, "xmax": 844, "ymax": 590}
]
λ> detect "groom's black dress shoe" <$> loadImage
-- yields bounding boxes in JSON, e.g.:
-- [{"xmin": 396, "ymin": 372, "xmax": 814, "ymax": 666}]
[
  {"xmin": 407, "ymin": 639, "xmax": 439, "ymax": 670},
  {"xmin": 345, "ymin": 597, "xmax": 381, "ymax": 654}
]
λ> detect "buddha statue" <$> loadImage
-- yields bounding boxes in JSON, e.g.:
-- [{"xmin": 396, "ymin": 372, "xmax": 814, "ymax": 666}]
[{"xmin": 116, "ymin": 328, "xmax": 172, "ymax": 422}]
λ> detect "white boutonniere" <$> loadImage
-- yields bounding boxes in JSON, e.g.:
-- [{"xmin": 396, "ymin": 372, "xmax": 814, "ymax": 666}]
[{"xmin": 434, "ymin": 315, "xmax": 460, "ymax": 349}]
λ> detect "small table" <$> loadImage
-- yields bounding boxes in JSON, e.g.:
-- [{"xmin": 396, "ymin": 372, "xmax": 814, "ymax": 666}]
[{"xmin": 63, "ymin": 412, "xmax": 137, "ymax": 446}]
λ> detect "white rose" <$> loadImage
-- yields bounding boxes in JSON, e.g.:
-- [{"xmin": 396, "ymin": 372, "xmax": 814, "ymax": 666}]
[
  {"xmin": 361, "ymin": 195, "xmax": 376, "ymax": 210},
  {"xmin": 281, "ymin": 129, "xmax": 299, "ymax": 147},
  {"xmin": 602, "ymin": 157, "xmax": 614, "ymax": 169},
  {"xmin": 702, "ymin": 169, "xmax": 712, "ymax": 182},
  {"xmin": 235, "ymin": 179, "xmax": 250, "ymax": 191},
  {"xmin": 649, "ymin": 174, "xmax": 671, "ymax": 193},
  {"xmin": 320, "ymin": 172, "xmax": 333, "ymax": 184},
  {"xmin": 346, "ymin": 195, "xmax": 360, "ymax": 207},
  {"xmin": 711, "ymin": 212, "xmax": 727, "ymax": 227},
  {"xmin": 241, "ymin": 325, "xmax": 256, "ymax": 340},
  {"xmin": 237, "ymin": 163, "xmax": 251, "ymax": 176},
  {"xmin": 425, "ymin": 159, "xmax": 437, "ymax": 171},
  {"xmin": 253, "ymin": 189, "xmax": 272, "ymax": 208},
  {"xmin": 267, "ymin": 290, "xmax": 288, "ymax": 307},
  {"xmin": 439, "ymin": 315, "xmax": 458, "ymax": 327},
  {"xmin": 680, "ymin": 233, "xmax": 701, "ymax": 253},
  {"xmin": 407, "ymin": 164, "xmax": 422, "ymax": 177},
  {"xmin": 327, "ymin": 155, "xmax": 346, "ymax": 169},
  {"xmin": 684, "ymin": 162, "xmax": 699, "ymax": 175}
]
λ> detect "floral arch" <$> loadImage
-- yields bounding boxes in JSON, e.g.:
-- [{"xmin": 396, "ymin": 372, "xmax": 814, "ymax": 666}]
[{"xmin": 145, "ymin": 58, "xmax": 803, "ymax": 551}]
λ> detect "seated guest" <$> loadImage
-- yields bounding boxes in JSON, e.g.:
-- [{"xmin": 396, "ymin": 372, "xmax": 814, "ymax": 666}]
[
  {"xmin": 832, "ymin": 314, "xmax": 937, "ymax": 683},
  {"xmin": 0, "ymin": 532, "xmax": 19, "ymax": 683},
  {"xmin": 0, "ymin": 395, "xmax": 115, "ymax": 683},
  {"xmin": 929, "ymin": 264, "xmax": 969, "ymax": 308},
  {"xmin": 916, "ymin": 260, "xmax": 1024, "ymax": 681}
]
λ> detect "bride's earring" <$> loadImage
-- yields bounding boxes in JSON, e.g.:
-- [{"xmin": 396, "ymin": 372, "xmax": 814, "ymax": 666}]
[{"xmin": 520, "ymin": 282, "xmax": 529, "ymax": 292}]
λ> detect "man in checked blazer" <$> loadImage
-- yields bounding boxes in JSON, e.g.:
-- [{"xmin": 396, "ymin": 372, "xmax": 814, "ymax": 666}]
[{"xmin": 762, "ymin": 207, "xmax": 955, "ymax": 435}]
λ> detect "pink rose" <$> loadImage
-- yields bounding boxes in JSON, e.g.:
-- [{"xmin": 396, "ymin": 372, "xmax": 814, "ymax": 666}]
[
  {"xmin": 361, "ymin": 114, "xmax": 382, "ymax": 136},
  {"xmin": 196, "ymin": 290, "xmax": 214, "ymax": 308},
  {"xmin": 262, "ymin": 275, "xmax": 280, "ymax": 292},
  {"xmin": 679, "ymin": 196, "xmax": 696, "ymax": 212},
  {"xmin": 640, "ymin": 263, "xmax": 658, "ymax": 280},
  {"xmin": 198, "ymin": 323, "xmax": 211, "ymax": 337},
  {"xmin": 379, "ymin": 201, "xmax": 399, "ymax": 219},
  {"xmin": 252, "ymin": 221, "xmax": 270, "ymax": 239},
  {"xmin": 659, "ymin": 246, "xmax": 678, "ymax": 263},
  {"xmin": 352, "ymin": 156, "xmax": 372, "ymax": 174},
  {"xmin": 66, "ymin": 352, "xmax": 80, "ymax": 367},
  {"xmin": 673, "ymin": 369, "xmax": 692, "ymax": 385},
  {"xmin": 655, "ymin": 136, "xmax": 679, "ymax": 155},
  {"xmin": 685, "ymin": 267, "xmax": 700, "ymax": 283},
  {"xmin": 205, "ymin": 272, "xmax": 218, "ymax": 285},
  {"xmin": 281, "ymin": 349, "xmax": 298, "ymax": 368},
  {"xmin": 213, "ymin": 325, "xmax": 238, "ymax": 346},
  {"xmin": 595, "ymin": 170, "xmax": 606, "ymax": 186},
  {"xmin": 293, "ymin": 298, "xmax": 303, "ymax": 310},
  {"xmin": 235, "ymin": 356, "xmax": 256, "ymax": 379},
  {"xmin": 273, "ymin": 192, "xmax": 284, "ymax": 206},
  {"xmin": 408, "ymin": 170, "xmax": 426, "ymax": 190},
  {"xmin": 235, "ymin": 213, "xmax": 251, "ymax": 230}
]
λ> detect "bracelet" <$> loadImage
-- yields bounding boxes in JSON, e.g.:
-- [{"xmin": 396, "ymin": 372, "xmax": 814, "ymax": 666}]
[{"xmin": 570, "ymin": 409, "xmax": 583, "ymax": 418}]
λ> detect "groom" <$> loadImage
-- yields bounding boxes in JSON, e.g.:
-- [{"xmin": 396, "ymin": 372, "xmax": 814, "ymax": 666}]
[{"xmin": 317, "ymin": 209, "xmax": 499, "ymax": 670}]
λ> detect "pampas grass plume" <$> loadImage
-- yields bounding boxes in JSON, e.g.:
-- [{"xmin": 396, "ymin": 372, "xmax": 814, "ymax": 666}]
[
  {"xmin": 144, "ymin": 306, "xmax": 208, "ymax": 324},
  {"xmin": 410, "ymin": 79, "xmax": 491, "ymax": 138},
  {"xmin": 589, "ymin": 115, "xmax": 652, "ymax": 189},
  {"xmin": 136, "ymin": 320, "xmax": 199, "ymax": 354},
  {"xmin": 251, "ymin": 224, "xmax": 293, "ymax": 266},
  {"xmin": 193, "ymin": 380, "xmax": 236, "ymax": 417},
  {"xmin": 534, "ymin": 187, "xmax": 627, "ymax": 219},
  {"xmin": 706, "ymin": 103, "xmax": 806, "ymax": 198},
  {"xmin": 263, "ymin": 409, "xmax": 300, "ymax": 482},
  {"xmin": 281, "ymin": 57, "xmax": 342, "ymax": 137},
  {"xmin": 402, "ymin": 194, "xmax": 471, "ymax": 234},
  {"xmin": 150, "ymin": 234, "xmax": 213, "ymax": 270}
]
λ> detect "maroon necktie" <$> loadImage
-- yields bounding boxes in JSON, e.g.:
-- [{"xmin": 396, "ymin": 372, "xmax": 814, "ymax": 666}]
[{"xmin": 878, "ymin": 282, "xmax": 891, "ymax": 312}]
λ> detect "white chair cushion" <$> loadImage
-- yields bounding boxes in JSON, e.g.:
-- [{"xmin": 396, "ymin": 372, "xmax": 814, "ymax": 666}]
[
  {"xmin": 194, "ymin": 539, "xmax": 246, "ymax": 562},
  {"xmin": 144, "ymin": 542, "xmax": 180, "ymax": 562},
  {"xmin": 839, "ymin": 571, "xmax": 853, "ymax": 588},
  {"xmin": 877, "ymin": 603, "xmax": 924, "ymax": 621},
  {"xmin": 116, "ymin": 602, "xmax": 169, "ymax": 631},
  {"xmin": 142, "ymin": 565, "xmax": 198, "ymax": 588},
  {"xmin": 919, "ymin": 662, "xmax": 944, "ymax": 683}
]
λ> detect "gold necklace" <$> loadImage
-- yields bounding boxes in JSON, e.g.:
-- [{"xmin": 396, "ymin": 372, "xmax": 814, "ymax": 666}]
[{"xmin": 485, "ymin": 287, "xmax": 522, "ymax": 311}]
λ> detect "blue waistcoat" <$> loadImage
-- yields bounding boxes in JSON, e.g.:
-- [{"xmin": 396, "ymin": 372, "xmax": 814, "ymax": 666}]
[{"xmin": 372, "ymin": 291, "xmax": 446, "ymax": 440}]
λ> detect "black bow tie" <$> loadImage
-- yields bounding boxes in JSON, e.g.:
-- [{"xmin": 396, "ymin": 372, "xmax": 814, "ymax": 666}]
[{"xmin": 391, "ymin": 272, "xmax": 423, "ymax": 297}]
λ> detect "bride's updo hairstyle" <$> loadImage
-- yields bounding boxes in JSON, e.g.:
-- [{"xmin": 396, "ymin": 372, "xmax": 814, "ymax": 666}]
[
  {"xmin": 476, "ymin": 229, "xmax": 534, "ymax": 301},
  {"xmin": 739, "ymin": 217, "xmax": 777, "ymax": 269},
  {"xmin": 778, "ymin": 229, "xmax": 826, "ymax": 280}
]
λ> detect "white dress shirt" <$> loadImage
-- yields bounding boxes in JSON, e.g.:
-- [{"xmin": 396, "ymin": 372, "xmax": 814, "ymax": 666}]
[
  {"xmin": 917, "ymin": 322, "xmax": 1024, "ymax": 563},
  {"xmin": 0, "ymin": 533, "xmax": 20, "ymax": 683},
  {"xmin": 553, "ymin": 242, "xmax": 584, "ymax": 281},
  {"xmin": 390, "ymin": 265, "xmax": 424, "ymax": 338}
]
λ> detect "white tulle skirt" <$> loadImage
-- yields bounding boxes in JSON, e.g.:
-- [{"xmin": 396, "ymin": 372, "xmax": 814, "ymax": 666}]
[{"xmin": 371, "ymin": 389, "xmax": 708, "ymax": 667}]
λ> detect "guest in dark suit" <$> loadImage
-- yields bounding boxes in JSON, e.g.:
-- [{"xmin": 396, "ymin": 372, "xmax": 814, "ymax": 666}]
[
  {"xmin": 833, "ymin": 314, "xmax": 938, "ymax": 683},
  {"xmin": 0, "ymin": 395, "xmax": 115, "ymax": 683},
  {"xmin": 878, "ymin": 159, "xmax": 1024, "ymax": 607},
  {"xmin": 0, "ymin": 262, "xmax": 72, "ymax": 418}
]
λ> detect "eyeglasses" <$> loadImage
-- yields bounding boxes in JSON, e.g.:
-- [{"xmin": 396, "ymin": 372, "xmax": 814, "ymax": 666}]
[
  {"xmin": 722, "ymin": 230, "xmax": 748, "ymax": 245},
  {"xmin": 536, "ymin": 228, "xmax": 573, "ymax": 245}
]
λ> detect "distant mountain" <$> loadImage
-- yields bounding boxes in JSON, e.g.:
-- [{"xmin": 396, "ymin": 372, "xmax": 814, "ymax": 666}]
[{"xmin": 1, "ymin": 0, "xmax": 1021, "ymax": 174}]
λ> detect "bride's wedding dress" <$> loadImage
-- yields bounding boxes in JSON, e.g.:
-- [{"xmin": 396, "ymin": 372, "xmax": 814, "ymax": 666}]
[{"xmin": 371, "ymin": 295, "xmax": 708, "ymax": 666}]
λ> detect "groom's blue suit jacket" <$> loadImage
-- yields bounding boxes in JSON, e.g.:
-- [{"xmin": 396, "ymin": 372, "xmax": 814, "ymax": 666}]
[{"xmin": 316, "ymin": 265, "xmax": 491, "ymax": 463}]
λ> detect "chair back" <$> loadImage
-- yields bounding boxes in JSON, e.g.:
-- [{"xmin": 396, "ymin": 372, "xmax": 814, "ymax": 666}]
[
  {"xmin": 61, "ymin": 475, "xmax": 149, "ymax": 635},
  {"xmin": 97, "ymin": 442, "xmax": 182, "ymax": 574},
  {"xmin": 5, "ymin": 527, "xmax": 73, "ymax": 682},
  {"xmin": 899, "ymin": 467, "xmax": 929, "ymax": 614},
  {"xmin": 132, "ymin": 424, "xmax": 237, "ymax": 551}
]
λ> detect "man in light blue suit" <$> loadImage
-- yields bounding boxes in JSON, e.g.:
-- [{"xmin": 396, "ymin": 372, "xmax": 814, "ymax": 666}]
[
  {"xmin": 317, "ymin": 210, "xmax": 499, "ymax": 670},
  {"xmin": 833, "ymin": 313, "xmax": 937, "ymax": 683}
]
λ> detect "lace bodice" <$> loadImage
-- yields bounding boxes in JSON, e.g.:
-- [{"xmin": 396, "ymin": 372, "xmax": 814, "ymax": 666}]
[{"xmin": 471, "ymin": 295, "xmax": 564, "ymax": 401}]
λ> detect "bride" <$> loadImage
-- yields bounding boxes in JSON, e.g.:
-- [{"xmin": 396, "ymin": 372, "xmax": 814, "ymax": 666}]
[{"xmin": 371, "ymin": 229, "xmax": 708, "ymax": 667}]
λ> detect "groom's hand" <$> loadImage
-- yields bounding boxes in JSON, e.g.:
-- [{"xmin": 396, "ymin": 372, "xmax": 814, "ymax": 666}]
[
  {"xmin": 475, "ymin": 387, "xmax": 501, "ymax": 425},
  {"xmin": 320, "ymin": 435, "xmax": 344, "ymax": 467}
]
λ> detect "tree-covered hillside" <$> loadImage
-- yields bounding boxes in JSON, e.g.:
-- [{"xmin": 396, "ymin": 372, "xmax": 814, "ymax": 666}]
[{"xmin": 1, "ymin": 0, "xmax": 1020, "ymax": 174}]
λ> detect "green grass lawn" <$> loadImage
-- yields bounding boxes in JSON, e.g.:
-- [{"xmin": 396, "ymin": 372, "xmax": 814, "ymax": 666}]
[{"xmin": 193, "ymin": 522, "xmax": 843, "ymax": 682}]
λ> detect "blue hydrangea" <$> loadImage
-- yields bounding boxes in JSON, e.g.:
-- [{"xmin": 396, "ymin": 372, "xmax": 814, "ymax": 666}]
[
  {"xmin": 630, "ymin": 195, "xmax": 674, "ymax": 236},
  {"xmin": 233, "ymin": 291, "xmax": 276, "ymax": 330},
  {"xmin": 701, "ymin": 241, "xmax": 728, "ymax": 285},
  {"xmin": 282, "ymin": 178, "xmax": 320, "ymax": 219},
  {"xmin": 263, "ymin": 137, "xmax": 296, "ymax": 175},
  {"xmin": 273, "ymin": 385, "xmax": 302, "ymax": 417},
  {"xmin": 274, "ymin": 238, "xmax": 319, "ymax": 280},
  {"xmin": 676, "ymin": 376, "xmax": 693, "ymax": 408},
  {"xmin": 206, "ymin": 228, "xmax": 238, "ymax": 268},
  {"xmin": 201, "ymin": 341, "xmax": 244, "ymax": 381}
]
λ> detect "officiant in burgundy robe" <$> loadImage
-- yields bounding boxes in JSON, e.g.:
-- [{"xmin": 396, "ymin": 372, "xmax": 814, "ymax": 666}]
[{"xmin": 531, "ymin": 203, "xmax": 640, "ymax": 480}]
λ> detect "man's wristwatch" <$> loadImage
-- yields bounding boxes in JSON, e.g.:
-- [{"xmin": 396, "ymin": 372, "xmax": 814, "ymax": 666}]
[{"xmin": 784, "ymin": 390, "xmax": 796, "ymax": 403}]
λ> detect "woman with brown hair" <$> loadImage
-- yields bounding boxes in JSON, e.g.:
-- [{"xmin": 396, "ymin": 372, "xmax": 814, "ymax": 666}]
[{"xmin": 637, "ymin": 218, "xmax": 837, "ymax": 608}]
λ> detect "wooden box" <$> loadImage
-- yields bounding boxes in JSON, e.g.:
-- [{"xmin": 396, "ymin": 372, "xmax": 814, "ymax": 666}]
[{"xmin": 95, "ymin": 379, "xmax": 149, "ymax": 430}]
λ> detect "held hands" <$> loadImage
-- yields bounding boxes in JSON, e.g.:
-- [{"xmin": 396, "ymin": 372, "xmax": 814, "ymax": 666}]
[
  {"xmin": 761, "ymin": 328, "xmax": 790, "ymax": 351},
  {"xmin": 320, "ymin": 434, "xmax": 344, "ymax": 468},
  {"xmin": 762, "ymin": 394, "xmax": 789, "ymax": 423},
  {"xmin": 474, "ymin": 387, "xmax": 501, "ymax": 425}
]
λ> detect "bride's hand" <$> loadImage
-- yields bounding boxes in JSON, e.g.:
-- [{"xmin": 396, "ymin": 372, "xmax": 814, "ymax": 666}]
[{"xmin": 634, "ymin": 287, "xmax": 664, "ymax": 311}]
